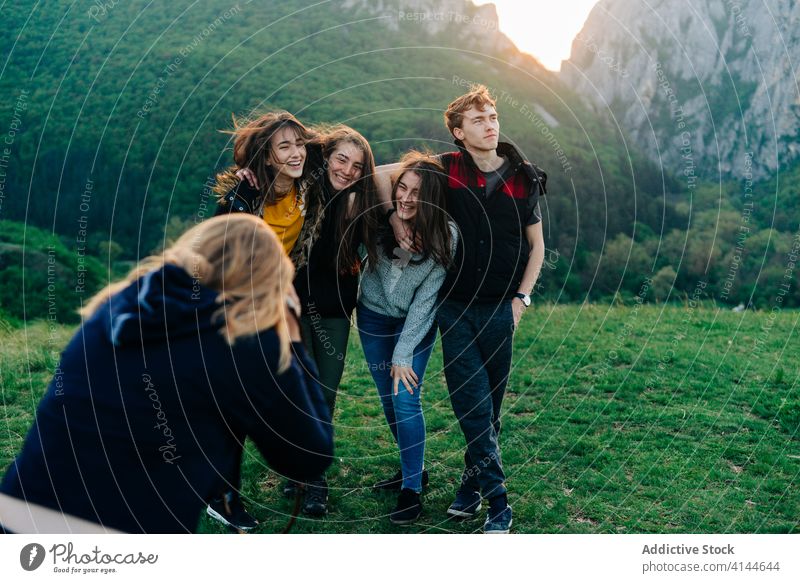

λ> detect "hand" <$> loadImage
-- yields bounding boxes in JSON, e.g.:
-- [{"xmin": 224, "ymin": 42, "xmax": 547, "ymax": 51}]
[
  {"xmin": 286, "ymin": 310, "xmax": 302, "ymax": 342},
  {"xmin": 235, "ymin": 167, "xmax": 258, "ymax": 189},
  {"xmin": 391, "ymin": 365, "xmax": 418, "ymax": 395},
  {"xmin": 511, "ymin": 298, "xmax": 526, "ymax": 330},
  {"xmin": 389, "ymin": 213, "xmax": 421, "ymax": 253},
  {"xmin": 285, "ymin": 285, "xmax": 302, "ymax": 342},
  {"xmin": 285, "ymin": 284, "xmax": 302, "ymax": 319}
]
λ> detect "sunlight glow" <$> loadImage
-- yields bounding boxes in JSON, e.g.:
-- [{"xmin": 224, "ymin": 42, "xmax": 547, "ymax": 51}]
[{"xmin": 475, "ymin": 0, "xmax": 600, "ymax": 71}]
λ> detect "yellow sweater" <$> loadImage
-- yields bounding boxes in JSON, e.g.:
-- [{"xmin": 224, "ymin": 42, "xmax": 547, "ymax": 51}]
[{"xmin": 262, "ymin": 184, "xmax": 305, "ymax": 255}]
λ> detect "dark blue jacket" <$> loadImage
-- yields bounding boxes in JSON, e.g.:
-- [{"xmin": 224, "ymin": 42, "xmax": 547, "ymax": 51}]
[{"xmin": 1, "ymin": 265, "xmax": 333, "ymax": 532}]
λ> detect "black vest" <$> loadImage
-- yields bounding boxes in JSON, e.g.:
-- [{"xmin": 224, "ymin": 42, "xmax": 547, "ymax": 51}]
[{"xmin": 439, "ymin": 142, "xmax": 546, "ymax": 303}]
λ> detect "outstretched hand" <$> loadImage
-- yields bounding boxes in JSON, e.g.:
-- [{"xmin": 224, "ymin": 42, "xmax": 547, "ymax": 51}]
[{"xmin": 285, "ymin": 285, "xmax": 302, "ymax": 342}]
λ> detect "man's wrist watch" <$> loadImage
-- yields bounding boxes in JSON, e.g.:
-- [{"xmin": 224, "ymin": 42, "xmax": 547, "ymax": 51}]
[
  {"xmin": 514, "ymin": 292, "xmax": 531, "ymax": 308},
  {"xmin": 385, "ymin": 207, "xmax": 397, "ymax": 221}
]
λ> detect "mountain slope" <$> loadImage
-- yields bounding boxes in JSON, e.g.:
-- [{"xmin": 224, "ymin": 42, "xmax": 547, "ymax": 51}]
[
  {"xmin": 1, "ymin": 0, "xmax": 667, "ymax": 294},
  {"xmin": 561, "ymin": 0, "xmax": 800, "ymax": 180}
]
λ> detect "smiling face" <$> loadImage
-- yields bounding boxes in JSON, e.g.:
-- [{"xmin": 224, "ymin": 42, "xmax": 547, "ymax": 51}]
[
  {"xmin": 452, "ymin": 105, "xmax": 500, "ymax": 152},
  {"xmin": 266, "ymin": 126, "xmax": 307, "ymax": 182},
  {"xmin": 326, "ymin": 141, "xmax": 365, "ymax": 191},
  {"xmin": 394, "ymin": 170, "xmax": 421, "ymax": 222}
]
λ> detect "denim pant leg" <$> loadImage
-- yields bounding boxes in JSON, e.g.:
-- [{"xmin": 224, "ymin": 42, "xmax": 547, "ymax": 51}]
[
  {"xmin": 358, "ymin": 304, "xmax": 433, "ymax": 492},
  {"xmin": 357, "ymin": 306, "xmax": 399, "ymax": 441},
  {"xmin": 393, "ymin": 324, "xmax": 436, "ymax": 492},
  {"xmin": 438, "ymin": 300, "xmax": 508, "ymax": 499}
]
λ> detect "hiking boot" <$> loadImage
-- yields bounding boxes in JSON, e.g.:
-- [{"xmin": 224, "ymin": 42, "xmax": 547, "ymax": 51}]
[
  {"xmin": 302, "ymin": 479, "xmax": 328, "ymax": 516},
  {"xmin": 206, "ymin": 491, "xmax": 259, "ymax": 531},
  {"xmin": 389, "ymin": 488, "xmax": 422, "ymax": 525},
  {"xmin": 483, "ymin": 504, "xmax": 513, "ymax": 534},
  {"xmin": 446, "ymin": 489, "xmax": 482, "ymax": 519},
  {"xmin": 373, "ymin": 469, "xmax": 429, "ymax": 491}
]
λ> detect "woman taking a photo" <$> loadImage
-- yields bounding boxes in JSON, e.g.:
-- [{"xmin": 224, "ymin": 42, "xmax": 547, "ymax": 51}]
[
  {"xmin": 0, "ymin": 214, "xmax": 333, "ymax": 533},
  {"xmin": 221, "ymin": 120, "xmax": 381, "ymax": 517},
  {"xmin": 357, "ymin": 152, "xmax": 456, "ymax": 524}
]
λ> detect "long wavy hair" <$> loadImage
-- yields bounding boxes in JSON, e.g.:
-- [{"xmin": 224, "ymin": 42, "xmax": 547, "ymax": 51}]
[
  {"xmin": 81, "ymin": 214, "xmax": 296, "ymax": 372},
  {"xmin": 377, "ymin": 150, "xmax": 452, "ymax": 267},
  {"xmin": 216, "ymin": 110, "xmax": 316, "ymax": 208},
  {"xmin": 313, "ymin": 124, "xmax": 381, "ymax": 274}
]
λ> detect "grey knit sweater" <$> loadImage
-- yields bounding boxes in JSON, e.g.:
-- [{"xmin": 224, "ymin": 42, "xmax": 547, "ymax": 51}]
[{"xmin": 359, "ymin": 222, "xmax": 458, "ymax": 367}]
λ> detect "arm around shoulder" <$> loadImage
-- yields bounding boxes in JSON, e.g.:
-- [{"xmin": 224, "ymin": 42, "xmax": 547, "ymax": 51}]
[{"xmin": 374, "ymin": 162, "xmax": 402, "ymax": 210}]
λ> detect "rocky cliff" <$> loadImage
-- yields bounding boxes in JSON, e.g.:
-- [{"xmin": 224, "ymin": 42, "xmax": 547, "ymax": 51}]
[{"xmin": 561, "ymin": 0, "xmax": 800, "ymax": 180}]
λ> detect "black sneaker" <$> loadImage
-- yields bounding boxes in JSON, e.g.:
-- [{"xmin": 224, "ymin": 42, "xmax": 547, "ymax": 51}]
[
  {"xmin": 446, "ymin": 489, "xmax": 482, "ymax": 519},
  {"xmin": 483, "ymin": 504, "xmax": 513, "ymax": 534},
  {"xmin": 282, "ymin": 479, "xmax": 300, "ymax": 498},
  {"xmin": 373, "ymin": 469, "xmax": 429, "ymax": 491},
  {"xmin": 206, "ymin": 491, "xmax": 259, "ymax": 531},
  {"xmin": 302, "ymin": 479, "xmax": 328, "ymax": 516},
  {"xmin": 390, "ymin": 488, "xmax": 422, "ymax": 525}
]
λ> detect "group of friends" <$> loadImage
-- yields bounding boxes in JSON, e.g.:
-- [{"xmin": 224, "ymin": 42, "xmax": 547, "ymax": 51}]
[{"xmin": 0, "ymin": 85, "xmax": 546, "ymax": 535}]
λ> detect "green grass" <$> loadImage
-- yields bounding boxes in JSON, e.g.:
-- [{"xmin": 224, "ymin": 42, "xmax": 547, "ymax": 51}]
[{"xmin": 1, "ymin": 305, "xmax": 798, "ymax": 533}]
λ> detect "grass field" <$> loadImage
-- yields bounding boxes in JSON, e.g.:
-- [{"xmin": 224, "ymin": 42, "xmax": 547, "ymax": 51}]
[{"xmin": 1, "ymin": 303, "xmax": 797, "ymax": 534}]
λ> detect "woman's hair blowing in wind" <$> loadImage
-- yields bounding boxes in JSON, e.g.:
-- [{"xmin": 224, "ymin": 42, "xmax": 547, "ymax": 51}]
[{"xmin": 82, "ymin": 214, "xmax": 296, "ymax": 372}]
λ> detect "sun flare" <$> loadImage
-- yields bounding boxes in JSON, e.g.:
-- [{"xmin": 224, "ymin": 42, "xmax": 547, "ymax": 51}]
[{"xmin": 475, "ymin": 0, "xmax": 600, "ymax": 71}]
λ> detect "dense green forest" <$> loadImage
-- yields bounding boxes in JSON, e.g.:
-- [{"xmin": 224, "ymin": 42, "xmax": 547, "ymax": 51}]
[
  {"xmin": 1, "ymin": 0, "xmax": 797, "ymax": 322},
  {"xmin": 0, "ymin": 220, "xmax": 106, "ymax": 324}
]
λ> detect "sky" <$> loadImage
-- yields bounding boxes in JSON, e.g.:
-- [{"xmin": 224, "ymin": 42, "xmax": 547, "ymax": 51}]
[{"xmin": 474, "ymin": 0, "xmax": 601, "ymax": 71}]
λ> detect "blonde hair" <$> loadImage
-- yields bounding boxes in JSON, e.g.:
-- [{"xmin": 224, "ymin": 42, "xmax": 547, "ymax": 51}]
[
  {"xmin": 82, "ymin": 214, "xmax": 296, "ymax": 372},
  {"xmin": 444, "ymin": 84, "xmax": 497, "ymax": 136}
]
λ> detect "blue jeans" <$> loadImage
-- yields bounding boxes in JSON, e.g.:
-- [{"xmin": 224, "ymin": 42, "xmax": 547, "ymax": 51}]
[
  {"xmin": 357, "ymin": 303, "xmax": 437, "ymax": 492},
  {"xmin": 437, "ymin": 299, "xmax": 514, "ymax": 499}
]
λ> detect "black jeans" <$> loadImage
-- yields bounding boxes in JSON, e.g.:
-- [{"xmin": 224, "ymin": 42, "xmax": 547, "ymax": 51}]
[
  {"xmin": 437, "ymin": 299, "xmax": 514, "ymax": 499},
  {"xmin": 299, "ymin": 314, "xmax": 351, "ymax": 414}
]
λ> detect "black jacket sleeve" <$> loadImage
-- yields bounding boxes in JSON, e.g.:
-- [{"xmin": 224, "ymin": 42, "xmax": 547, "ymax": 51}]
[
  {"xmin": 220, "ymin": 332, "xmax": 333, "ymax": 482},
  {"xmin": 214, "ymin": 181, "xmax": 259, "ymax": 216}
]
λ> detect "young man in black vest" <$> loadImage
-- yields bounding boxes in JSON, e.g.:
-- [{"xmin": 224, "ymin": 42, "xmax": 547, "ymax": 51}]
[{"xmin": 377, "ymin": 85, "xmax": 546, "ymax": 533}]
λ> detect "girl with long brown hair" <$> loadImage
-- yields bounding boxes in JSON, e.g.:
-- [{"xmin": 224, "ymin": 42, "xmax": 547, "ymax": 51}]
[
  {"xmin": 285, "ymin": 125, "xmax": 381, "ymax": 515},
  {"xmin": 214, "ymin": 110, "xmax": 323, "ymax": 268},
  {"xmin": 357, "ymin": 151, "xmax": 458, "ymax": 524},
  {"xmin": 357, "ymin": 151, "xmax": 456, "ymax": 524}
]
